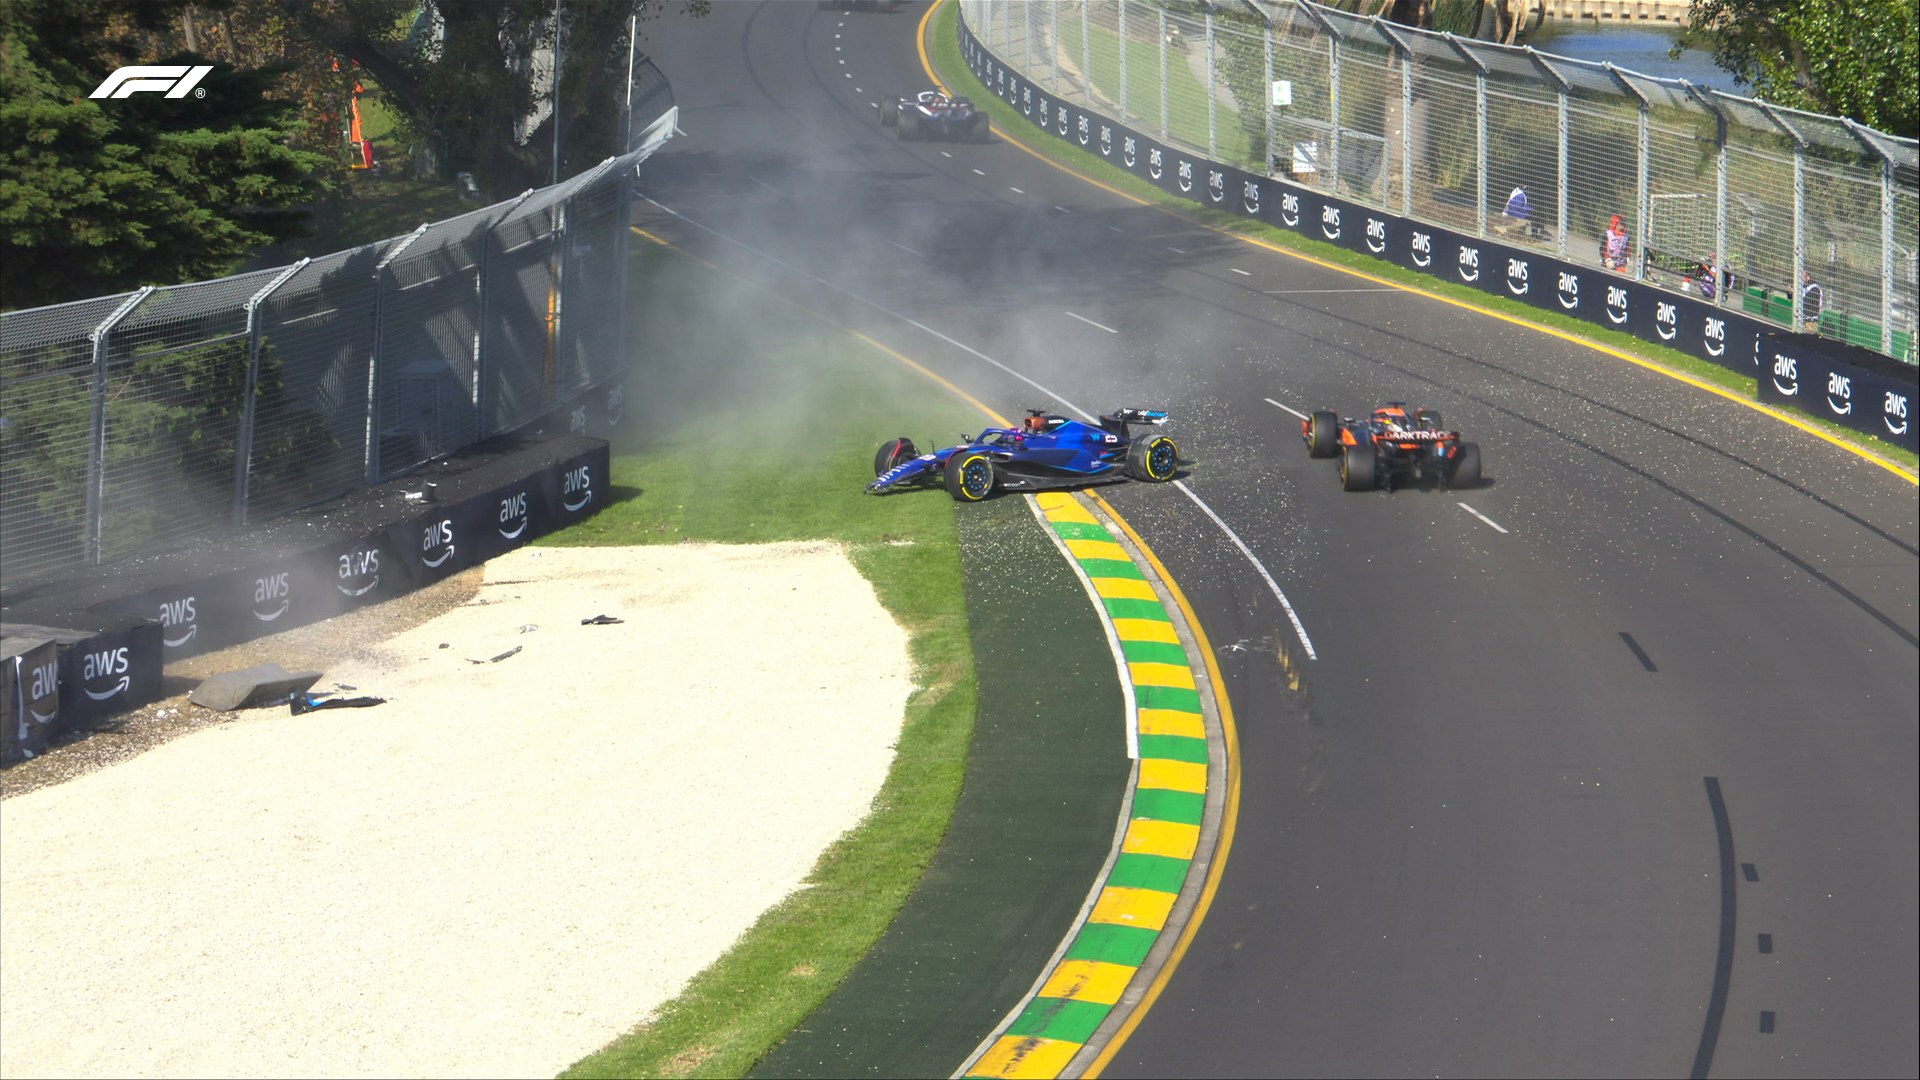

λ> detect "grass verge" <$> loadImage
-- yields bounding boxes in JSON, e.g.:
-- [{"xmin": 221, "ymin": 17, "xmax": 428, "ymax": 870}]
[
  {"xmin": 928, "ymin": 2, "xmax": 1917, "ymax": 476},
  {"xmin": 551, "ymin": 237, "xmax": 985, "ymax": 1079}
]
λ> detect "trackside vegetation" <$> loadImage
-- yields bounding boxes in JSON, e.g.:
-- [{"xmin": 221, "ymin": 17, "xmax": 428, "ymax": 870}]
[
  {"xmin": 926, "ymin": 1, "xmax": 1917, "ymax": 475},
  {"xmin": 549, "ymin": 235, "xmax": 984, "ymax": 1079}
]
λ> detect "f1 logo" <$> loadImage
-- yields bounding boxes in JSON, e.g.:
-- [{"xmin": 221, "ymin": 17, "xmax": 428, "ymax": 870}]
[{"xmin": 90, "ymin": 65, "xmax": 213, "ymax": 99}]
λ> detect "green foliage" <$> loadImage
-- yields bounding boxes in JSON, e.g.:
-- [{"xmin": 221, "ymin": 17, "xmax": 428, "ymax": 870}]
[
  {"xmin": 1683, "ymin": 0, "xmax": 1918, "ymax": 138},
  {"xmin": 0, "ymin": 0, "xmax": 333, "ymax": 310}
]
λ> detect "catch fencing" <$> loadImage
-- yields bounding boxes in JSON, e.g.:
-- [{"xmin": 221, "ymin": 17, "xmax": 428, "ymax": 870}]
[
  {"xmin": 0, "ymin": 100, "xmax": 675, "ymax": 590},
  {"xmin": 964, "ymin": 0, "xmax": 1917, "ymax": 362}
]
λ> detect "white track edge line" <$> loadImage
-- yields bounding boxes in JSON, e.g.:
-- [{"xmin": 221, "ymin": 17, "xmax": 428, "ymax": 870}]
[
  {"xmin": 1173, "ymin": 480, "xmax": 1318, "ymax": 660},
  {"xmin": 1264, "ymin": 397, "xmax": 1308, "ymax": 420}
]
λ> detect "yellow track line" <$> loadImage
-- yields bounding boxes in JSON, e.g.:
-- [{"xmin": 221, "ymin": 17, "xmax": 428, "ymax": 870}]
[{"xmin": 916, "ymin": 1, "xmax": 1915, "ymax": 487}]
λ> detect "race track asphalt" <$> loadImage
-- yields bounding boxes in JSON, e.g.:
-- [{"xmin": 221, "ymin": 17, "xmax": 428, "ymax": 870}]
[{"xmin": 632, "ymin": 4, "xmax": 1919, "ymax": 1077}]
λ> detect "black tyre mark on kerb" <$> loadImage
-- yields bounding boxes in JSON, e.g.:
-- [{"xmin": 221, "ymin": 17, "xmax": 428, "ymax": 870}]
[
  {"xmin": 1694, "ymin": 777, "xmax": 1738, "ymax": 1080},
  {"xmin": 1619, "ymin": 632, "xmax": 1658, "ymax": 672}
]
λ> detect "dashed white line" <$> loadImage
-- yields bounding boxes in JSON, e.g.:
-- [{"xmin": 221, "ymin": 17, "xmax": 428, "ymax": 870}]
[
  {"xmin": 1263, "ymin": 397, "xmax": 1308, "ymax": 420},
  {"xmin": 1064, "ymin": 311, "xmax": 1118, "ymax": 333},
  {"xmin": 1458, "ymin": 503, "xmax": 1510, "ymax": 534},
  {"xmin": 747, "ymin": 175, "xmax": 779, "ymax": 194},
  {"xmin": 940, "ymin": 151, "xmax": 953, "ymax": 157},
  {"xmin": 1054, "ymin": 206, "xmax": 1070, "ymax": 213},
  {"xmin": 1010, "ymin": 186, "xmax": 1025, "ymax": 194},
  {"xmin": 1174, "ymin": 481, "xmax": 1319, "ymax": 660},
  {"xmin": 1107, "ymin": 226, "xmax": 1125, "ymax": 233},
  {"xmin": 838, "ymin": 59, "xmax": 845, "ymax": 64},
  {"xmin": 887, "ymin": 239, "xmax": 924, "ymax": 257},
  {"xmin": 972, "ymin": 168, "xmax": 986, "ymax": 175},
  {"xmin": 1230, "ymin": 268, "xmax": 1252, "ymax": 276},
  {"xmin": 1167, "ymin": 246, "xmax": 1187, "ymax": 254},
  {"xmin": 844, "ymin": 73, "xmax": 852, "ymax": 78}
]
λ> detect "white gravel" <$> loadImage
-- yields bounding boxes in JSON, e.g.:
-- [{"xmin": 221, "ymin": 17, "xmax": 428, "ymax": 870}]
[{"xmin": 0, "ymin": 542, "xmax": 913, "ymax": 1080}]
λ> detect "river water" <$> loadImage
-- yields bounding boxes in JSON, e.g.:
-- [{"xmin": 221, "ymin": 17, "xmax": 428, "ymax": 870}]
[{"xmin": 1520, "ymin": 19, "xmax": 1742, "ymax": 93}]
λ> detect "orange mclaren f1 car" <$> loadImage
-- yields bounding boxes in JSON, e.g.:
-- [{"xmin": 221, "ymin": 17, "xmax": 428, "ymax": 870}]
[{"xmin": 1302, "ymin": 402, "xmax": 1482, "ymax": 491}]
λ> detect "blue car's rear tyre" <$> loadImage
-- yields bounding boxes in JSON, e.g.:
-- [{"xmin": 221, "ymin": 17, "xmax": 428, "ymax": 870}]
[
  {"xmin": 1340, "ymin": 442, "xmax": 1377, "ymax": 491},
  {"xmin": 874, "ymin": 437, "xmax": 918, "ymax": 477},
  {"xmin": 944, "ymin": 450, "xmax": 995, "ymax": 501},
  {"xmin": 1125, "ymin": 434, "xmax": 1179, "ymax": 481}
]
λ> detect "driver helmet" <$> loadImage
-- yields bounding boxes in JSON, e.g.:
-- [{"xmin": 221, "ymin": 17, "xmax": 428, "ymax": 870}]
[
  {"xmin": 1024, "ymin": 415, "xmax": 1051, "ymax": 432},
  {"xmin": 1373, "ymin": 405, "xmax": 1410, "ymax": 429}
]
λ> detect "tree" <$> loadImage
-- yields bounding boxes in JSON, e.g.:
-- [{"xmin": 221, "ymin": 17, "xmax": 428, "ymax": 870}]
[
  {"xmin": 310, "ymin": 0, "xmax": 707, "ymax": 199},
  {"xmin": 1683, "ymin": 0, "xmax": 1918, "ymax": 138},
  {"xmin": 0, "ymin": 0, "xmax": 334, "ymax": 311}
]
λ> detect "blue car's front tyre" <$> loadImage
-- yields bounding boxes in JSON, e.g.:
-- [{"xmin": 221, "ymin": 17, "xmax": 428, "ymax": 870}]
[
  {"xmin": 1126, "ymin": 435, "xmax": 1180, "ymax": 481},
  {"xmin": 944, "ymin": 450, "xmax": 996, "ymax": 501}
]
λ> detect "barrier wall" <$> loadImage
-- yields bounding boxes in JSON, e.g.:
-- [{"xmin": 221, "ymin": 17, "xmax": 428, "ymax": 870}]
[
  {"xmin": 955, "ymin": 16, "xmax": 1917, "ymax": 454},
  {"xmin": 2, "ymin": 437, "xmax": 610, "ymax": 762}
]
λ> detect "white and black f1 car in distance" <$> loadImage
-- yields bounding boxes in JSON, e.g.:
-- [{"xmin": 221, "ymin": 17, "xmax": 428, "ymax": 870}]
[
  {"xmin": 1302, "ymin": 402, "xmax": 1482, "ymax": 492},
  {"xmin": 869, "ymin": 409, "xmax": 1178, "ymax": 502},
  {"xmin": 880, "ymin": 90, "xmax": 991, "ymax": 143}
]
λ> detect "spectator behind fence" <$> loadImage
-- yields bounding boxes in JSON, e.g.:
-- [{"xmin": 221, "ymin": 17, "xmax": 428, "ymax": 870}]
[
  {"xmin": 1802, "ymin": 272, "xmax": 1824, "ymax": 332},
  {"xmin": 1504, "ymin": 187, "xmax": 1531, "ymax": 223},
  {"xmin": 1690, "ymin": 255, "xmax": 1719, "ymax": 300},
  {"xmin": 1603, "ymin": 215, "xmax": 1629, "ymax": 272}
]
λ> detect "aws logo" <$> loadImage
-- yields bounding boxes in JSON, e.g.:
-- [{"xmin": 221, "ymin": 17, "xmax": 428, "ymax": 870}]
[
  {"xmin": 1506, "ymin": 258, "xmax": 1529, "ymax": 296},
  {"xmin": 1100, "ymin": 125, "xmax": 1113, "ymax": 157},
  {"xmin": 25, "ymin": 658, "xmax": 58, "ymax": 726},
  {"xmin": 157, "ymin": 595, "xmax": 197, "ymax": 648},
  {"xmin": 1411, "ymin": 229, "xmax": 1431, "ymax": 268},
  {"xmin": 1321, "ymin": 204, "xmax": 1341, "ymax": 241},
  {"xmin": 499, "ymin": 492, "xmax": 531, "ymax": 539},
  {"xmin": 1769, "ymin": 353, "xmax": 1800, "ymax": 396},
  {"xmin": 1123, "ymin": 136, "xmax": 1137, "ymax": 168},
  {"xmin": 1364, "ymin": 217, "xmax": 1386, "ymax": 254},
  {"xmin": 563, "ymin": 465, "xmax": 594, "ymax": 512},
  {"xmin": 1243, "ymin": 180, "xmax": 1260, "ymax": 215},
  {"xmin": 1456, "ymin": 244, "xmax": 1480, "ymax": 283},
  {"xmin": 1606, "ymin": 285, "xmax": 1629, "ymax": 325},
  {"xmin": 422, "ymin": 518, "xmax": 457, "ymax": 568},
  {"xmin": 338, "ymin": 547, "xmax": 382, "ymax": 597},
  {"xmin": 1557, "ymin": 271, "xmax": 1580, "ymax": 310},
  {"xmin": 81, "ymin": 646, "xmax": 130, "ymax": 701},
  {"xmin": 1281, "ymin": 192, "xmax": 1300, "ymax": 229},
  {"xmin": 1207, "ymin": 170, "xmax": 1225, "ymax": 204},
  {"xmin": 253, "ymin": 572, "xmax": 291, "ymax": 621}
]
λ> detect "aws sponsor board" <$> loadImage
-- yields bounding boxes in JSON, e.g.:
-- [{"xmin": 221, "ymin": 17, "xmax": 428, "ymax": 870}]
[
  {"xmin": 958, "ymin": 21, "xmax": 1826, "ymax": 395},
  {"xmin": 0, "ymin": 442, "xmax": 615, "ymax": 749},
  {"xmin": 3, "ymin": 638, "xmax": 61, "ymax": 761},
  {"xmin": 1756, "ymin": 333, "xmax": 1919, "ymax": 451}
]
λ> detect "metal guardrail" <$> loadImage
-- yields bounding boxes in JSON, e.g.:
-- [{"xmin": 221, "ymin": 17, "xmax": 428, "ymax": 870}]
[
  {"xmin": 965, "ymin": 0, "xmax": 1917, "ymax": 362},
  {"xmin": 0, "ymin": 93, "xmax": 676, "ymax": 589}
]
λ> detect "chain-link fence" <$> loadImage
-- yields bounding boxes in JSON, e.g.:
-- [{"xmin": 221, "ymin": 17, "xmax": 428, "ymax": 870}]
[
  {"xmin": 0, "ymin": 99, "xmax": 676, "ymax": 590},
  {"xmin": 970, "ymin": 0, "xmax": 1918, "ymax": 362}
]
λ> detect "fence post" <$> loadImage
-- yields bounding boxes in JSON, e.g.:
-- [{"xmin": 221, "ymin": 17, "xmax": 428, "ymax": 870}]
[
  {"xmin": 1206, "ymin": 7, "xmax": 1216, "ymax": 160},
  {"xmin": 233, "ymin": 259, "xmax": 307, "ymax": 527},
  {"xmin": 1528, "ymin": 49, "xmax": 1570, "ymax": 259},
  {"xmin": 1050, "ymin": 0, "xmax": 1058, "ymax": 92},
  {"xmin": 1082, "ymin": 0, "xmax": 1090, "ymax": 100},
  {"xmin": 1759, "ymin": 105, "xmax": 1808, "ymax": 327},
  {"xmin": 1118, "ymin": 0, "xmax": 1128, "ymax": 118},
  {"xmin": 1447, "ymin": 37, "xmax": 1490, "ymax": 238},
  {"xmin": 1264, "ymin": 14, "xmax": 1274, "ymax": 175},
  {"xmin": 1605, "ymin": 65, "xmax": 1651, "ymax": 280},
  {"xmin": 367, "ymin": 225, "xmax": 427, "ymax": 485},
  {"xmin": 1327, "ymin": 26, "xmax": 1341, "ymax": 195},
  {"xmin": 1377, "ymin": 19, "xmax": 1412, "ymax": 216},
  {"xmin": 1158, "ymin": 6, "xmax": 1168, "ymax": 141},
  {"xmin": 1840, "ymin": 119, "xmax": 1899, "ymax": 355},
  {"xmin": 82, "ymin": 287, "xmax": 154, "ymax": 566},
  {"xmin": 1023, "ymin": 0, "xmax": 1032, "ymax": 83}
]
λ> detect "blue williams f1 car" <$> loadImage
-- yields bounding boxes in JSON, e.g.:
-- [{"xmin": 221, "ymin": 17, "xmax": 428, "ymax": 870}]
[{"xmin": 868, "ymin": 408, "xmax": 1179, "ymax": 501}]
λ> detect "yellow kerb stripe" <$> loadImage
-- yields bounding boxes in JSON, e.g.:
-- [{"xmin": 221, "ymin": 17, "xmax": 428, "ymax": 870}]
[
  {"xmin": 1112, "ymin": 618, "xmax": 1178, "ymax": 643},
  {"xmin": 1037, "ymin": 493, "xmax": 1098, "ymax": 524},
  {"xmin": 1137, "ymin": 709, "xmax": 1205, "ymax": 739},
  {"xmin": 1089, "ymin": 886, "xmax": 1179, "ymax": 931},
  {"xmin": 1123, "ymin": 818, "xmax": 1202, "ymax": 860},
  {"xmin": 1036, "ymin": 959, "xmax": 1137, "ymax": 1006},
  {"xmin": 1064, "ymin": 537, "xmax": 1129, "ymax": 562},
  {"xmin": 968, "ymin": 1035, "xmax": 1083, "ymax": 1079},
  {"xmin": 1138, "ymin": 758, "xmax": 1207, "ymax": 793},
  {"xmin": 1093, "ymin": 577, "xmax": 1157, "ymax": 601},
  {"xmin": 1129, "ymin": 661, "xmax": 1196, "ymax": 690}
]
